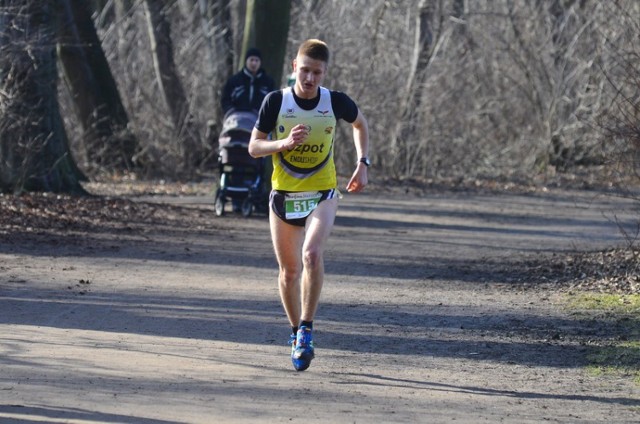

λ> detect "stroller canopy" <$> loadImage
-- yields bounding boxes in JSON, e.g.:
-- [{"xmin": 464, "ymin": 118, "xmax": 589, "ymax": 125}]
[{"xmin": 220, "ymin": 109, "xmax": 258, "ymax": 138}]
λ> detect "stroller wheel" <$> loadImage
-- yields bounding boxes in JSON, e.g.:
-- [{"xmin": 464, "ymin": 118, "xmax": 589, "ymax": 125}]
[
  {"xmin": 214, "ymin": 190, "xmax": 226, "ymax": 216},
  {"xmin": 241, "ymin": 198, "xmax": 253, "ymax": 218}
]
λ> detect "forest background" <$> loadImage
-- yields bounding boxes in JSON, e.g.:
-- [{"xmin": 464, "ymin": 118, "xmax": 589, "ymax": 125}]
[
  {"xmin": 1, "ymin": 3, "xmax": 639, "ymax": 397},
  {"xmin": 0, "ymin": 0, "xmax": 639, "ymax": 194}
]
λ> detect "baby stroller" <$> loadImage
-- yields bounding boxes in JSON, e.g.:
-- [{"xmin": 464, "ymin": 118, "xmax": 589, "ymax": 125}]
[{"xmin": 214, "ymin": 109, "xmax": 268, "ymax": 217}]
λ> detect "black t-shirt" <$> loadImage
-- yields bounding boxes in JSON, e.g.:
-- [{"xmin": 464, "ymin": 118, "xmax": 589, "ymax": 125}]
[{"xmin": 255, "ymin": 88, "xmax": 359, "ymax": 134}]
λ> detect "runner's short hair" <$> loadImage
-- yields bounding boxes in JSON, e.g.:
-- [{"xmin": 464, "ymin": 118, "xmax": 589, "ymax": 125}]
[{"xmin": 298, "ymin": 39, "xmax": 329, "ymax": 63}]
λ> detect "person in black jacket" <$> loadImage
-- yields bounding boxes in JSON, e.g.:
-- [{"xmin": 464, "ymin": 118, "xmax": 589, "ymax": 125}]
[{"xmin": 221, "ymin": 48, "xmax": 275, "ymax": 115}]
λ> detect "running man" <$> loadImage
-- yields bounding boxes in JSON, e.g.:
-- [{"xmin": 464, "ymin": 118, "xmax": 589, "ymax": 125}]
[{"xmin": 248, "ymin": 39, "xmax": 370, "ymax": 371}]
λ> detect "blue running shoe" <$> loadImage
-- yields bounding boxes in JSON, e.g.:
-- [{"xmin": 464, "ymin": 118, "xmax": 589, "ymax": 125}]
[
  {"xmin": 288, "ymin": 333, "xmax": 296, "ymax": 353},
  {"xmin": 288, "ymin": 333, "xmax": 298, "ymax": 368},
  {"xmin": 291, "ymin": 326, "xmax": 314, "ymax": 371}
]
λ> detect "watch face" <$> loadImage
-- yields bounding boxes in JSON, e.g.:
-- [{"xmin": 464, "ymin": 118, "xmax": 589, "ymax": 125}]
[{"xmin": 360, "ymin": 158, "xmax": 371, "ymax": 166}]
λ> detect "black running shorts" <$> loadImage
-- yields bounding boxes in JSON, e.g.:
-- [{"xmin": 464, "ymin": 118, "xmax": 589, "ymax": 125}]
[{"xmin": 269, "ymin": 189, "xmax": 338, "ymax": 227}]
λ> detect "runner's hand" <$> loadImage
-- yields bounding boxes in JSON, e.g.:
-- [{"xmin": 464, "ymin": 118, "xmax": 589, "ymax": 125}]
[
  {"xmin": 282, "ymin": 124, "xmax": 309, "ymax": 150},
  {"xmin": 346, "ymin": 164, "xmax": 368, "ymax": 193}
]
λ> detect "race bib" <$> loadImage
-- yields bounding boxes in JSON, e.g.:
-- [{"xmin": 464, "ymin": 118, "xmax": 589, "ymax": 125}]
[{"xmin": 284, "ymin": 191, "xmax": 322, "ymax": 219}]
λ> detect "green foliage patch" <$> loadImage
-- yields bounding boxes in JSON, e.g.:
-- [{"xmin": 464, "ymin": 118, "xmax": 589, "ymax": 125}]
[
  {"xmin": 586, "ymin": 341, "xmax": 640, "ymax": 384},
  {"xmin": 568, "ymin": 293, "xmax": 640, "ymax": 314},
  {"xmin": 567, "ymin": 293, "xmax": 640, "ymax": 384}
]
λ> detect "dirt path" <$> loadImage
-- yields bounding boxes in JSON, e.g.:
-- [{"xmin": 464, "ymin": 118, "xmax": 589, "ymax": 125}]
[{"xmin": 1, "ymin": 188, "xmax": 639, "ymax": 423}]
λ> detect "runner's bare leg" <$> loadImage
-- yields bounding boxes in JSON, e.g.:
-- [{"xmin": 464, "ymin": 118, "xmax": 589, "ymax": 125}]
[
  {"xmin": 300, "ymin": 197, "xmax": 338, "ymax": 321},
  {"xmin": 270, "ymin": 209, "xmax": 304, "ymax": 328},
  {"xmin": 269, "ymin": 197, "xmax": 338, "ymax": 327}
]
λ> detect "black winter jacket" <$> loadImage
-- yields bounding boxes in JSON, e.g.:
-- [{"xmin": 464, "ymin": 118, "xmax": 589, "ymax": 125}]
[{"xmin": 221, "ymin": 67, "xmax": 275, "ymax": 114}]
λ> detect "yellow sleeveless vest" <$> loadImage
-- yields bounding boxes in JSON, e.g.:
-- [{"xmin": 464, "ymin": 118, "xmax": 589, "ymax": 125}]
[{"xmin": 272, "ymin": 87, "xmax": 337, "ymax": 191}]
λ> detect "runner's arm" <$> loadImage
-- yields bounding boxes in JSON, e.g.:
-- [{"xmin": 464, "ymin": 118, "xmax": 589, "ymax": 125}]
[
  {"xmin": 249, "ymin": 90, "xmax": 305, "ymax": 158},
  {"xmin": 346, "ymin": 109, "xmax": 369, "ymax": 193},
  {"xmin": 248, "ymin": 125, "xmax": 310, "ymax": 158}
]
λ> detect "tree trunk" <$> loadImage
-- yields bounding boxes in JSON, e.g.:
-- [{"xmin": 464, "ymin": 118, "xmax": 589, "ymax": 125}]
[
  {"xmin": 200, "ymin": 0, "xmax": 233, "ymax": 150},
  {"xmin": 57, "ymin": 0, "xmax": 137, "ymax": 171},
  {"xmin": 388, "ymin": 0, "xmax": 442, "ymax": 176},
  {"xmin": 143, "ymin": 0, "xmax": 200, "ymax": 171},
  {"xmin": 197, "ymin": 0, "xmax": 217, "ymax": 81},
  {"xmin": 0, "ymin": 0, "xmax": 86, "ymax": 194},
  {"xmin": 114, "ymin": 0, "xmax": 134, "ymax": 59},
  {"xmin": 242, "ymin": 0, "xmax": 291, "ymax": 86},
  {"xmin": 213, "ymin": 0, "xmax": 234, "ymax": 81}
]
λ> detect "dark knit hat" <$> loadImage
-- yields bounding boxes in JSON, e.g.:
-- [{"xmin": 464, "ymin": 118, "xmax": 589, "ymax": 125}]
[{"xmin": 245, "ymin": 47, "xmax": 262, "ymax": 61}]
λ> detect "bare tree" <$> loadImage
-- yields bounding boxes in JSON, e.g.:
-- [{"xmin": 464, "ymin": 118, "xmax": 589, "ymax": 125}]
[
  {"xmin": 41, "ymin": 0, "xmax": 640, "ymax": 184},
  {"xmin": 200, "ymin": 0, "xmax": 234, "ymax": 155},
  {"xmin": 0, "ymin": 0, "xmax": 85, "ymax": 194},
  {"xmin": 212, "ymin": 0, "xmax": 235, "ymax": 80},
  {"xmin": 143, "ymin": 0, "xmax": 200, "ymax": 172},
  {"xmin": 57, "ymin": 0, "xmax": 137, "ymax": 172},
  {"xmin": 241, "ymin": 0, "xmax": 291, "ymax": 87},
  {"xmin": 597, "ymin": 1, "xmax": 640, "ymax": 184},
  {"xmin": 113, "ymin": 0, "xmax": 135, "ymax": 59},
  {"xmin": 388, "ymin": 0, "xmax": 446, "ymax": 177}
]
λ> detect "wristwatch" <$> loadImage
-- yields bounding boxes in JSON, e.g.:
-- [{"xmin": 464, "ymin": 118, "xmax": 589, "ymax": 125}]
[{"xmin": 358, "ymin": 157, "xmax": 371, "ymax": 167}]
